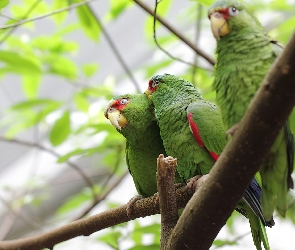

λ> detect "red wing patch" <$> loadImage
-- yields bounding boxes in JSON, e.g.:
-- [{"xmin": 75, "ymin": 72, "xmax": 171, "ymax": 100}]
[
  {"xmin": 188, "ymin": 113, "xmax": 204, "ymax": 147},
  {"xmin": 187, "ymin": 113, "xmax": 219, "ymax": 162}
]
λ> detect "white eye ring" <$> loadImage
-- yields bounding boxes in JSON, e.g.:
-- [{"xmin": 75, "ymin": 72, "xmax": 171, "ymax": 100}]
[
  {"xmin": 120, "ymin": 98, "xmax": 128, "ymax": 105},
  {"xmin": 228, "ymin": 6, "xmax": 239, "ymax": 16},
  {"xmin": 152, "ymin": 80, "xmax": 160, "ymax": 88}
]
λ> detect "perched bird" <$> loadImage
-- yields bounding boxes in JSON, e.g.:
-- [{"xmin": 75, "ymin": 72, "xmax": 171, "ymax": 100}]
[
  {"xmin": 208, "ymin": 0, "xmax": 294, "ymax": 222},
  {"xmin": 104, "ymin": 93, "xmax": 182, "ymax": 198},
  {"xmin": 145, "ymin": 73, "xmax": 273, "ymax": 250}
]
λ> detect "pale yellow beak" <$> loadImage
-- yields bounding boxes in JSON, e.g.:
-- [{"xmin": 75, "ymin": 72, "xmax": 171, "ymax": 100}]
[
  {"xmin": 107, "ymin": 109, "xmax": 128, "ymax": 130},
  {"xmin": 144, "ymin": 89, "xmax": 152, "ymax": 100},
  {"xmin": 209, "ymin": 12, "xmax": 230, "ymax": 39}
]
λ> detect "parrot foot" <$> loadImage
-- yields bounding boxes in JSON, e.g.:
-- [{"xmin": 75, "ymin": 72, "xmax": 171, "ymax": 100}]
[
  {"xmin": 186, "ymin": 175, "xmax": 203, "ymax": 194},
  {"xmin": 226, "ymin": 123, "xmax": 239, "ymax": 138},
  {"xmin": 152, "ymin": 193, "xmax": 159, "ymax": 207},
  {"xmin": 186, "ymin": 174, "xmax": 210, "ymax": 194},
  {"xmin": 126, "ymin": 195, "xmax": 143, "ymax": 218}
]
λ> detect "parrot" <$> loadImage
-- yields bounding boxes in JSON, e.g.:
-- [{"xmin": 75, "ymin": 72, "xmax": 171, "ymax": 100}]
[
  {"xmin": 104, "ymin": 93, "xmax": 182, "ymax": 198},
  {"xmin": 208, "ymin": 0, "xmax": 294, "ymax": 223},
  {"xmin": 145, "ymin": 73, "xmax": 273, "ymax": 250}
]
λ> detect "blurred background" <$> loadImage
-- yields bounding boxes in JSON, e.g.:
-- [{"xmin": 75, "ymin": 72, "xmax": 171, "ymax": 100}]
[{"xmin": 0, "ymin": 0, "xmax": 294, "ymax": 249}]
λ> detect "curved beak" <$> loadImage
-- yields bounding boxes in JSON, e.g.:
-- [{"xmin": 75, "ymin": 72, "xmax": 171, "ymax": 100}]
[
  {"xmin": 209, "ymin": 11, "xmax": 230, "ymax": 39},
  {"xmin": 107, "ymin": 109, "xmax": 127, "ymax": 130},
  {"xmin": 104, "ymin": 99, "xmax": 128, "ymax": 130},
  {"xmin": 144, "ymin": 89, "xmax": 152, "ymax": 100}
]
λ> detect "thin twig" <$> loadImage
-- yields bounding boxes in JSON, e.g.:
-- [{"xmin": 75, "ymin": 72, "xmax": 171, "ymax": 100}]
[
  {"xmin": 87, "ymin": 4, "xmax": 141, "ymax": 93},
  {"xmin": 0, "ymin": 196, "xmax": 40, "ymax": 240},
  {"xmin": 73, "ymin": 170, "xmax": 129, "ymax": 220},
  {"xmin": 153, "ymin": 0, "xmax": 198, "ymax": 68},
  {"xmin": 0, "ymin": 0, "xmax": 41, "ymax": 44},
  {"xmin": 0, "ymin": 137, "xmax": 95, "ymax": 198},
  {"xmin": 0, "ymin": 0, "xmax": 98, "ymax": 30},
  {"xmin": 134, "ymin": 0, "xmax": 215, "ymax": 66}
]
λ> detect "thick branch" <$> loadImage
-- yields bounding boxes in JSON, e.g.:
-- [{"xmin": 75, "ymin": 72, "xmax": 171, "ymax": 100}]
[
  {"xmin": 168, "ymin": 31, "xmax": 295, "ymax": 249},
  {"xmin": 156, "ymin": 155, "xmax": 178, "ymax": 249},
  {"xmin": 134, "ymin": 0, "xmax": 216, "ymax": 66},
  {"xmin": 0, "ymin": 180, "xmax": 191, "ymax": 250}
]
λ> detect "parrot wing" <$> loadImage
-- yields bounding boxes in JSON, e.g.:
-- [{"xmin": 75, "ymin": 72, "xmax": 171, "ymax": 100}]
[{"xmin": 187, "ymin": 100, "xmax": 226, "ymax": 159}]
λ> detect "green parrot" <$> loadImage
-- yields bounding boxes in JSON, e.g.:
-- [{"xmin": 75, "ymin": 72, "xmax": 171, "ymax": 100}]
[
  {"xmin": 104, "ymin": 93, "xmax": 181, "ymax": 197},
  {"xmin": 208, "ymin": 0, "xmax": 294, "ymax": 222},
  {"xmin": 145, "ymin": 73, "xmax": 273, "ymax": 250}
]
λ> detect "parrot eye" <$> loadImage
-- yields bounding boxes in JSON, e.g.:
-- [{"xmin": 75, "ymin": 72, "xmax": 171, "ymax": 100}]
[
  {"xmin": 120, "ymin": 98, "xmax": 129, "ymax": 105},
  {"xmin": 151, "ymin": 79, "xmax": 160, "ymax": 88},
  {"xmin": 228, "ymin": 6, "xmax": 239, "ymax": 16}
]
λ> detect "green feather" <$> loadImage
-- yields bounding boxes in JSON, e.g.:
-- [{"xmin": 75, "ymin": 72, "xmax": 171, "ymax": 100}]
[
  {"xmin": 149, "ymin": 73, "xmax": 272, "ymax": 250},
  {"xmin": 210, "ymin": 0, "xmax": 294, "ymax": 223},
  {"xmin": 105, "ymin": 93, "xmax": 182, "ymax": 197}
]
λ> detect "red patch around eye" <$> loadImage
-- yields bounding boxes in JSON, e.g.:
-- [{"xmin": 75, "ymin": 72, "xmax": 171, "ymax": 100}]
[
  {"xmin": 148, "ymin": 79, "xmax": 158, "ymax": 93},
  {"xmin": 113, "ymin": 99, "xmax": 127, "ymax": 111},
  {"xmin": 219, "ymin": 8, "xmax": 229, "ymax": 20}
]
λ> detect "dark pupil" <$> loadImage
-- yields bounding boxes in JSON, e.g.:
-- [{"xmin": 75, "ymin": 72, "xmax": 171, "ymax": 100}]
[{"xmin": 232, "ymin": 7, "xmax": 236, "ymax": 12}]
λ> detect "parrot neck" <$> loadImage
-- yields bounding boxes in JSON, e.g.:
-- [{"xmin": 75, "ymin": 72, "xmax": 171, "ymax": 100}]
[
  {"xmin": 122, "ymin": 120, "xmax": 161, "ymax": 147},
  {"xmin": 153, "ymin": 83, "xmax": 202, "ymax": 115}
]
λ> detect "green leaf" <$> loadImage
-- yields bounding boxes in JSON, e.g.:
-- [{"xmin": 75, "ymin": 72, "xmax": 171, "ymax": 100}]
[
  {"xmin": 57, "ymin": 191, "xmax": 92, "ymax": 215},
  {"xmin": 82, "ymin": 63, "xmax": 99, "ymax": 77},
  {"xmin": 0, "ymin": 0, "xmax": 9, "ymax": 9},
  {"xmin": 97, "ymin": 231, "xmax": 121, "ymax": 249},
  {"xmin": 57, "ymin": 146, "xmax": 101, "ymax": 163},
  {"xmin": 0, "ymin": 51, "xmax": 41, "ymax": 75},
  {"xmin": 74, "ymin": 93, "xmax": 90, "ymax": 112},
  {"xmin": 52, "ymin": 0, "xmax": 69, "ymax": 24},
  {"xmin": 213, "ymin": 239, "xmax": 237, "ymax": 247},
  {"xmin": 129, "ymin": 245, "xmax": 161, "ymax": 250},
  {"xmin": 76, "ymin": 2, "xmax": 101, "ymax": 42},
  {"xmin": 105, "ymin": 0, "xmax": 133, "ymax": 20},
  {"xmin": 4, "ymin": 101, "xmax": 62, "ymax": 138},
  {"xmin": 22, "ymin": 74, "xmax": 41, "ymax": 99},
  {"xmin": 32, "ymin": 36, "xmax": 78, "ymax": 53},
  {"xmin": 10, "ymin": 99, "xmax": 61, "ymax": 110},
  {"xmin": 50, "ymin": 111, "xmax": 71, "ymax": 146},
  {"xmin": 193, "ymin": 0, "xmax": 214, "ymax": 6},
  {"xmin": 45, "ymin": 55, "xmax": 77, "ymax": 79}
]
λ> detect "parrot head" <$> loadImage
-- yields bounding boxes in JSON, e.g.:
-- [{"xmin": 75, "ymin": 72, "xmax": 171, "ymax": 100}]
[
  {"xmin": 208, "ymin": 0, "xmax": 264, "ymax": 40},
  {"xmin": 104, "ymin": 93, "xmax": 156, "ymax": 131},
  {"xmin": 144, "ymin": 74, "xmax": 164, "ymax": 98},
  {"xmin": 104, "ymin": 96, "xmax": 129, "ymax": 130},
  {"xmin": 145, "ymin": 74, "xmax": 202, "ymax": 99}
]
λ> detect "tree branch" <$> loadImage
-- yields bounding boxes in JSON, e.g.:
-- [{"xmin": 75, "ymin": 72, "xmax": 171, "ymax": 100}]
[
  {"xmin": 156, "ymin": 155, "xmax": 178, "ymax": 249},
  {"xmin": 0, "ymin": 137, "xmax": 96, "ymax": 199},
  {"xmin": 72, "ymin": 170, "xmax": 129, "ymax": 221},
  {"xmin": 0, "ymin": 0, "xmax": 98, "ymax": 30},
  {"xmin": 0, "ymin": 180, "xmax": 192, "ymax": 250},
  {"xmin": 87, "ymin": 4, "xmax": 141, "ymax": 93},
  {"xmin": 153, "ymin": 0, "xmax": 201, "ymax": 69},
  {"xmin": 134, "ymin": 0, "xmax": 216, "ymax": 66},
  {"xmin": 168, "ymin": 31, "xmax": 295, "ymax": 249}
]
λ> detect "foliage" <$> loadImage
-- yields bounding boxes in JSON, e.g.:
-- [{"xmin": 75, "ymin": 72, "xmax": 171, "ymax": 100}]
[{"xmin": 0, "ymin": 0, "xmax": 294, "ymax": 249}]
